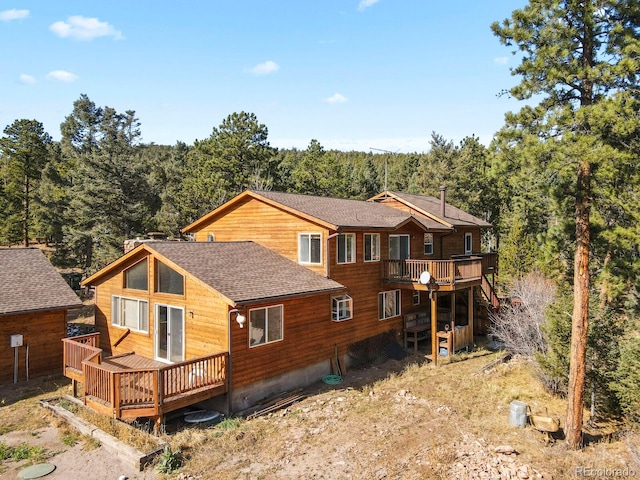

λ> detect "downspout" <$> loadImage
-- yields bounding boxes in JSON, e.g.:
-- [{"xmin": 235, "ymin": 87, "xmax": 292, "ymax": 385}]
[{"xmin": 325, "ymin": 232, "xmax": 340, "ymax": 278}]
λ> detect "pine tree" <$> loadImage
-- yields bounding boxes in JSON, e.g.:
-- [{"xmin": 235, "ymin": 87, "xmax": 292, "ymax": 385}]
[{"xmin": 493, "ymin": 0, "xmax": 640, "ymax": 448}]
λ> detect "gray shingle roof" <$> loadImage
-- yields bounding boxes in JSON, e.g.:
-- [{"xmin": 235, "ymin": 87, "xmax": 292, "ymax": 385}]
[
  {"xmin": 384, "ymin": 191, "xmax": 492, "ymax": 228},
  {"xmin": 148, "ymin": 241, "xmax": 344, "ymax": 304},
  {"xmin": 0, "ymin": 248, "xmax": 82, "ymax": 315},
  {"xmin": 252, "ymin": 190, "xmax": 447, "ymax": 230}
]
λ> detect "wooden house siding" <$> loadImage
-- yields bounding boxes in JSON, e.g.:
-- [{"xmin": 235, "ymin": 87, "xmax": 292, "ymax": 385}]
[
  {"xmin": 190, "ymin": 196, "xmax": 330, "ymax": 276},
  {"xmin": 93, "ymin": 250, "xmax": 229, "ymax": 360},
  {"xmin": 0, "ymin": 310, "xmax": 67, "ymax": 384}
]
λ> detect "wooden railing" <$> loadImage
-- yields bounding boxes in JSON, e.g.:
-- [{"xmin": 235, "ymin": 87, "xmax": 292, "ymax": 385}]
[
  {"xmin": 382, "ymin": 258, "xmax": 483, "ymax": 286},
  {"xmin": 451, "ymin": 252, "xmax": 498, "ymax": 275},
  {"xmin": 63, "ymin": 335, "xmax": 227, "ymax": 419},
  {"xmin": 63, "ymin": 333, "xmax": 101, "ymax": 372}
]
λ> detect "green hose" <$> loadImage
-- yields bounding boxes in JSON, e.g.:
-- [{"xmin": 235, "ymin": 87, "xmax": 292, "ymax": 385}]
[{"xmin": 322, "ymin": 374, "xmax": 343, "ymax": 385}]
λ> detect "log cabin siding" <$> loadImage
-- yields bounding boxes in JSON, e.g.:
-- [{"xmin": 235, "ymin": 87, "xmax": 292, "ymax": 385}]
[
  {"xmin": 0, "ymin": 310, "xmax": 67, "ymax": 384},
  {"xmin": 190, "ymin": 196, "xmax": 330, "ymax": 276},
  {"xmin": 93, "ymin": 251, "xmax": 229, "ymax": 360}
]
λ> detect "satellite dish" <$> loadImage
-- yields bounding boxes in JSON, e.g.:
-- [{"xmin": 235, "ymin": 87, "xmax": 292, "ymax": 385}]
[{"xmin": 419, "ymin": 270, "xmax": 431, "ymax": 285}]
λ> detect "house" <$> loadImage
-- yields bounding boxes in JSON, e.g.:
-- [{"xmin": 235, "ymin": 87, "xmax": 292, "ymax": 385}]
[
  {"xmin": 70, "ymin": 188, "xmax": 497, "ymax": 423},
  {"xmin": 0, "ymin": 248, "xmax": 82, "ymax": 385}
]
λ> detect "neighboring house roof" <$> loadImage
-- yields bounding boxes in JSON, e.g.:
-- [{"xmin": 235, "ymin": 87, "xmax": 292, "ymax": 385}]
[
  {"xmin": 84, "ymin": 241, "xmax": 345, "ymax": 305},
  {"xmin": 370, "ymin": 191, "xmax": 493, "ymax": 228},
  {"xmin": 0, "ymin": 248, "xmax": 82, "ymax": 316},
  {"xmin": 182, "ymin": 190, "xmax": 451, "ymax": 233}
]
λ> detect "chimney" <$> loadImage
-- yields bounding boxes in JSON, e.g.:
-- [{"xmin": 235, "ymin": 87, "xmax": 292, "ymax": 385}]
[{"xmin": 439, "ymin": 186, "xmax": 447, "ymax": 218}]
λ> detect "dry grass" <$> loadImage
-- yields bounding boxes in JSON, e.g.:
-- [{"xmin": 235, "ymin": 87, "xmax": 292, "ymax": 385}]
[
  {"xmin": 168, "ymin": 350, "xmax": 637, "ymax": 479},
  {"xmin": 1, "ymin": 352, "xmax": 637, "ymax": 479}
]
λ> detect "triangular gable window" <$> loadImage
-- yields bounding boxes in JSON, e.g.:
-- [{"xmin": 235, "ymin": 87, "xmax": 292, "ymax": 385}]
[
  {"xmin": 156, "ymin": 261, "xmax": 184, "ymax": 295},
  {"xmin": 124, "ymin": 259, "xmax": 148, "ymax": 290}
]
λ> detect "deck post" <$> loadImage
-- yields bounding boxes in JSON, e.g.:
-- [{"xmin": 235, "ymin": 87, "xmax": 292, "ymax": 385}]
[
  {"xmin": 112, "ymin": 372, "xmax": 120, "ymax": 418},
  {"xmin": 451, "ymin": 292, "xmax": 456, "ymax": 351},
  {"xmin": 431, "ymin": 292, "xmax": 438, "ymax": 366},
  {"xmin": 468, "ymin": 288, "xmax": 474, "ymax": 344}
]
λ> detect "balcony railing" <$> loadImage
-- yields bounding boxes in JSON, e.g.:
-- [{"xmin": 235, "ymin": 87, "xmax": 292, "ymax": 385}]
[{"xmin": 382, "ymin": 257, "xmax": 483, "ymax": 287}]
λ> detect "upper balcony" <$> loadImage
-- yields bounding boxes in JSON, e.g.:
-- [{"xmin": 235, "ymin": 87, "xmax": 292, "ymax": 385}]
[{"xmin": 381, "ymin": 252, "xmax": 497, "ymax": 291}]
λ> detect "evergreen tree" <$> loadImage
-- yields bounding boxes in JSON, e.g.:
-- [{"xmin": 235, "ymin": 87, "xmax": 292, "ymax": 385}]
[
  {"xmin": 493, "ymin": 0, "xmax": 640, "ymax": 448},
  {"xmin": 0, "ymin": 119, "xmax": 52, "ymax": 246},
  {"xmin": 178, "ymin": 112, "xmax": 277, "ymax": 223}
]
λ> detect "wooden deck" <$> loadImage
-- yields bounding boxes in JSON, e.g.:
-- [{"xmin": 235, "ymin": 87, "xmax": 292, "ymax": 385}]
[
  {"xmin": 62, "ymin": 334, "xmax": 228, "ymax": 425},
  {"xmin": 381, "ymin": 252, "xmax": 497, "ymax": 291}
]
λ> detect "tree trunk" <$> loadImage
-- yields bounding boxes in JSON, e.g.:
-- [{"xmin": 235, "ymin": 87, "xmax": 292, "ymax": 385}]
[{"xmin": 565, "ymin": 159, "xmax": 591, "ymax": 449}]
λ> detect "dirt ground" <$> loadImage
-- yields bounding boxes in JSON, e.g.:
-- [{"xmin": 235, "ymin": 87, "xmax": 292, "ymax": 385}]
[
  {"xmin": 0, "ymin": 427, "xmax": 157, "ymax": 480},
  {"xmin": 1, "ymin": 348, "xmax": 638, "ymax": 480}
]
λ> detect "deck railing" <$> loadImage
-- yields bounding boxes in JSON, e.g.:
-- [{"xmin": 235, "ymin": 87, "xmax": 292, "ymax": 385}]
[
  {"xmin": 382, "ymin": 257, "xmax": 483, "ymax": 286},
  {"xmin": 64, "ymin": 335, "xmax": 227, "ymax": 419},
  {"xmin": 63, "ymin": 333, "xmax": 101, "ymax": 372}
]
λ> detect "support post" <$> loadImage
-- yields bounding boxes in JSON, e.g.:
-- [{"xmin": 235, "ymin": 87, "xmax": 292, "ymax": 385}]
[
  {"xmin": 431, "ymin": 292, "xmax": 438, "ymax": 366},
  {"xmin": 468, "ymin": 288, "xmax": 474, "ymax": 344}
]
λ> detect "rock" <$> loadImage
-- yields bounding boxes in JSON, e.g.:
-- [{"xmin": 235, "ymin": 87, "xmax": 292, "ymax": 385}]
[{"xmin": 494, "ymin": 445, "xmax": 518, "ymax": 455}]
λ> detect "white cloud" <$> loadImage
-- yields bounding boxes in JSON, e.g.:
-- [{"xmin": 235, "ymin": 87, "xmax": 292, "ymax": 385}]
[
  {"xmin": 248, "ymin": 60, "xmax": 279, "ymax": 75},
  {"xmin": 357, "ymin": 0, "xmax": 380, "ymax": 12},
  {"xmin": 0, "ymin": 9, "xmax": 29, "ymax": 21},
  {"xmin": 19, "ymin": 74, "xmax": 36, "ymax": 85},
  {"xmin": 323, "ymin": 93, "xmax": 347, "ymax": 104},
  {"xmin": 494, "ymin": 56, "xmax": 508, "ymax": 65},
  {"xmin": 49, "ymin": 15, "xmax": 123, "ymax": 41},
  {"xmin": 46, "ymin": 70, "xmax": 78, "ymax": 83}
]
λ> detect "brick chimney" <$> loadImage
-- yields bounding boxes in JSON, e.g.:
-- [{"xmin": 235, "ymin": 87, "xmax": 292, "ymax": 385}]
[{"xmin": 439, "ymin": 186, "xmax": 447, "ymax": 218}]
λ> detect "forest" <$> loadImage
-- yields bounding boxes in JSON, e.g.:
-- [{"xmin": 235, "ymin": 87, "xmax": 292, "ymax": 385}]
[{"xmin": 1, "ymin": 1, "xmax": 639, "ymax": 447}]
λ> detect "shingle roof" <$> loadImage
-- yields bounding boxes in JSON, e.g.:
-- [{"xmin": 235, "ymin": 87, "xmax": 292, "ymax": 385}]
[
  {"xmin": 0, "ymin": 248, "xmax": 82, "ymax": 315},
  {"xmin": 147, "ymin": 241, "xmax": 344, "ymax": 304},
  {"xmin": 251, "ymin": 190, "xmax": 448, "ymax": 230},
  {"xmin": 382, "ymin": 191, "xmax": 492, "ymax": 228}
]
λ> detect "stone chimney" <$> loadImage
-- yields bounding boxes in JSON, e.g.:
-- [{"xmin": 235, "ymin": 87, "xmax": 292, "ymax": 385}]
[{"xmin": 439, "ymin": 186, "xmax": 447, "ymax": 218}]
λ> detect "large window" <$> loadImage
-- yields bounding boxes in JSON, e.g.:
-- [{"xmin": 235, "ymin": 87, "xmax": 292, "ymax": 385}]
[
  {"xmin": 156, "ymin": 261, "xmax": 184, "ymax": 295},
  {"xmin": 423, "ymin": 233, "xmax": 434, "ymax": 255},
  {"xmin": 249, "ymin": 305, "xmax": 283, "ymax": 347},
  {"xmin": 124, "ymin": 259, "xmax": 148, "ymax": 290},
  {"xmin": 111, "ymin": 296, "xmax": 148, "ymax": 332},
  {"xmin": 364, "ymin": 233, "xmax": 380, "ymax": 262},
  {"xmin": 337, "ymin": 233, "xmax": 355, "ymax": 264},
  {"xmin": 379, "ymin": 290, "xmax": 401, "ymax": 320},
  {"xmin": 332, "ymin": 294, "xmax": 353, "ymax": 322},
  {"xmin": 465, "ymin": 233, "xmax": 473, "ymax": 255},
  {"xmin": 298, "ymin": 233, "xmax": 322, "ymax": 264}
]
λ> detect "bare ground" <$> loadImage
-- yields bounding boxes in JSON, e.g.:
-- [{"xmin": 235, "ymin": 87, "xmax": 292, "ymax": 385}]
[{"xmin": 1, "ymin": 349, "xmax": 638, "ymax": 480}]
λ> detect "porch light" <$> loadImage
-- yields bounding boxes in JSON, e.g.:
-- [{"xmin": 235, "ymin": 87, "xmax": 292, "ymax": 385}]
[{"xmin": 236, "ymin": 314, "xmax": 246, "ymax": 328}]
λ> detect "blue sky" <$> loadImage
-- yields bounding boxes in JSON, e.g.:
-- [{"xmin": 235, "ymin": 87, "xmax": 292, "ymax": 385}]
[{"xmin": 1, "ymin": 1, "xmax": 527, "ymax": 153}]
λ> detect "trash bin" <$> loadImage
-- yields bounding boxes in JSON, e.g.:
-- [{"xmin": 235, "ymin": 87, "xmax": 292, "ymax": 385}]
[{"xmin": 509, "ymin": 400, "xmax": 528, "ymax": 427}]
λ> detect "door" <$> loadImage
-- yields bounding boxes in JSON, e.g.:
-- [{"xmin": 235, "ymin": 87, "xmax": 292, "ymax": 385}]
[
  {"xmin": 155, "ymin": 304, "xmax": 184, "ymax": 362},
  {"xmin": 389, "ymin": 234, "xmax": 410, "ymax": 277},
  {"xmin": 389, "ymin": 234, "xmax": 410, "ymax": 260}
]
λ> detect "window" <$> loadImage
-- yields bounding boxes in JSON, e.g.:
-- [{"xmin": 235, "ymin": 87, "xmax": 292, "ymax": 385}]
[
  {"xmin": 337, "ymin": 233, "xmax": 355, "ymax": 264},
  {"xmin": 389, "ymin": 234, "xmax": 410, "ymax": 260},
  {"xmin": 249, "ymin": 305, "xmax": 283, "ymax": 347},
  {"xmin": 364, "ymin": 233, "xmax": 380, "ymax": 262},
  {"xmin": 124, "ymin": 259, "xmax": 148, "ymax": 290},
  {"xmin": 299, "ymin": 233, "xmax": 322, "ymax": 264},
  {"xmin": 207, "ymin": 233, "xmax": 215, "ymax": 242},
  {"xmin": 423, "ymin": 233, "xmax": 434, "ymax": 255},
  {"xmin": 156, "ymin": 261, "xmax": 184, "ymax": 295},
  {"xmin": 465, "ymin": 233, "xmax": 473, "ymax": 255},
  {"xmin": 379, "ymin": 290, "xmax": 401, "ymax": 320},
  {"xmin": 413, "ymin": 290, "xmax": 420, "ymax": 306},
  {"xmin": 111, "ymin": 296, "xmax": 148, "ymax": 332},
  {"xmin": 332, "ymin": 294, "xmax": 353, "ymax": 321}
]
